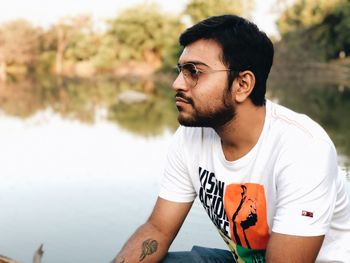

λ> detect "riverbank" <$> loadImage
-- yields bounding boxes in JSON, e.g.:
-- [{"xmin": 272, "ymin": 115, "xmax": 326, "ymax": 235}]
[{"xmin": 270, "ymin": 58, "xmax": 350, "ymax": 86}]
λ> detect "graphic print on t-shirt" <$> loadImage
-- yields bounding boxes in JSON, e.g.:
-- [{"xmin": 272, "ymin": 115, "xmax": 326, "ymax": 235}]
[
  {"xmin": 198, "ymin": 167, "xmax": 231, "ymax": 236},
  {"xmin": 225, "ymin": 183, "xmax": 270, "ymax": 262},
  {"xmin": 198, "ymin": 166, "xmax": 269, "ymax": 262},
  {"xmin": 225, "ymin": 183, "xmax": 269, "ymax": 250}
]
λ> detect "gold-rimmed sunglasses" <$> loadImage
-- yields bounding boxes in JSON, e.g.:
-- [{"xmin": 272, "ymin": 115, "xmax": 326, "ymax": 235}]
[{"xmin": 176, "ymin": 63, "xmax": 234, "ymax": 88}]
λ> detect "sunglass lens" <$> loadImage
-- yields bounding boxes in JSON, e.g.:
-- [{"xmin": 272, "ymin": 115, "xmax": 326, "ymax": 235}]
[
  {"xmin": 177, "ymin": 63, "xmax": 198, "ymax": 88},
  {"xmin": 183, "ymin": 64, "xmax": 197, "ymax": 77}
]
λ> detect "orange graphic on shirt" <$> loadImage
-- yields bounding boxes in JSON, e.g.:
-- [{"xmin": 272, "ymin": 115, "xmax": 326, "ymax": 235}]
[{"xmin": 224, "ymin": 183, "xmax": 269, "ymax": 250}]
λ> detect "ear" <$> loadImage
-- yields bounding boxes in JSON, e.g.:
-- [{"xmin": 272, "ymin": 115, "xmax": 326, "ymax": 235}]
[{"xmin": 234, "ymin": 70, "xmax": 255, "ymax": 103}]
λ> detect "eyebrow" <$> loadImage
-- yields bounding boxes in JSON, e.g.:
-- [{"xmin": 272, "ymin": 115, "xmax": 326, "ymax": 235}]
[{"xmin": 178, "ymin": 61, "xmax": 209, "ymax": 67}]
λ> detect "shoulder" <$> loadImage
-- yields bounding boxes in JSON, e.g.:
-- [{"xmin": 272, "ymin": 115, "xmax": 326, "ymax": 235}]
[
  {"xmin": 267, "ymin": 101, "xmax": 338, "ymax": 173},
  {"xmin": 268, "ymin": 101, "xmax": 335, "ymax": 148}
]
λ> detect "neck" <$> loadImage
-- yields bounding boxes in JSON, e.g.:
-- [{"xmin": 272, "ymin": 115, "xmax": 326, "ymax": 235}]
[{"xmin": 215, "ymin": 100, "xmax": 266, "ymax": 162}]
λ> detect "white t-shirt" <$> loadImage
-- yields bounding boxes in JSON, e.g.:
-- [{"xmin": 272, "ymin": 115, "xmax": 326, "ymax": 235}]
[{"xmin": 159, "ymin": 100, "xmax": 350, "ymax": 262}]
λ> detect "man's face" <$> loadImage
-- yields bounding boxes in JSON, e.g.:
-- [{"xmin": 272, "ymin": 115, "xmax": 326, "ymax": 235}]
[{"xmin": 172, "ymin": 39, "xmax": 236, "ymax": 128}]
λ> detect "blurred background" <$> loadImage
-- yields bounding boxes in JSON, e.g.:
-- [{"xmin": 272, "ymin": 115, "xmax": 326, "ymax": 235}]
[{"xmin": 0, "ymin": 0, "xmax": 349, "ymax": 262}]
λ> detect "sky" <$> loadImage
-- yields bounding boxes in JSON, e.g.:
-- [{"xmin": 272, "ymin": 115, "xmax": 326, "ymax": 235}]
[{"xmin": 0, "ymin": 0, "xmax": 280, "ymax": 37}]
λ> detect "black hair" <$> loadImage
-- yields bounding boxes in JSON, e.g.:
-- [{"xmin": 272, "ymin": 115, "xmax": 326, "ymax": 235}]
[{"xmin": 179, "ymin": 15, "xmax": 274, "ymax": 106}]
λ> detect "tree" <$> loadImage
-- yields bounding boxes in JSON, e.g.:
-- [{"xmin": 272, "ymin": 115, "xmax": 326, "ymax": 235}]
[
  {"xmin": 310, "ymin": 1, "xmax": 350, "ymax": 59},
  {"xmin": 47, "ymin": 15, "xmax": 96, "ymax": 75},
  {"xmin": 90, "ymin": 34, "xmax": 119, "ymax": 71},
  {"xmin": 277, "ymin": 0, "xmax": 344, "ymax": 36},
  {"xmin": 106, "ymin": 3, "xmax": 183, "ymax": 70},
  {"xmin": 183, "ymin": 0, "xmax": 255, "ymax": 24},
  {"xmin": 276, "ymin": 0, "xmax": 350, "ymax": 60},
  {"xmin": 64, "ymin": 16, "xmax": 98, "ymax": 62},
  {"xmin": 0, "ymin": 19, "xmax": 40, "ymax": 80}
]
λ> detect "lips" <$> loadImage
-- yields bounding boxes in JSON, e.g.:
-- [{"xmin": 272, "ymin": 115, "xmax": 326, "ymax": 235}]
[
  {"xmin": 175, "ymin": 92, "xmax": 193, "ymax": 106},
  {"xmin": 175, "ymin": 96, "xmax": 190, "ymax": 104}
]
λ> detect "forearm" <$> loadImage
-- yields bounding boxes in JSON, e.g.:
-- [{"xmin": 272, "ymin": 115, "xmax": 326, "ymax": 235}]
[
  {"xmin": 265, "ymin": 233, "xmax": 324, "ymax": 263},
  {"xmin": 114, "ymin": 221, "xmax": 172, "ymax": 263}
]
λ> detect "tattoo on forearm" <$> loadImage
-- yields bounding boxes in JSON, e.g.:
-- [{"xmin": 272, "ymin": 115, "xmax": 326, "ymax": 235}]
[{"xmin": 139, "ymin": 238, "xmax": 158, "ymax": 261}]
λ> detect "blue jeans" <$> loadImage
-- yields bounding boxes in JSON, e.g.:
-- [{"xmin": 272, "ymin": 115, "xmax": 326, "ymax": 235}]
[{"xmin": 161, "ymin": 246, "xmax": 234, "ymax": 263}]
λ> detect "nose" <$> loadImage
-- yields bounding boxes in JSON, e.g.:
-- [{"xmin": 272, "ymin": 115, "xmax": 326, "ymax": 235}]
[{"xmin": 172, "ymin": 73, "xmax": 189, "ymax": 92}]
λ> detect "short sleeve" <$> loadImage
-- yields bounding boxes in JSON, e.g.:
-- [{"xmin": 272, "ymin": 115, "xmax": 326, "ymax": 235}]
[
  {"xmin": 272, "ymin": 137, "xmax": 338, "ymax": 236},
  {"xmin": 159, "ymin": 126, "xmax": 197, "ymax": 203}
]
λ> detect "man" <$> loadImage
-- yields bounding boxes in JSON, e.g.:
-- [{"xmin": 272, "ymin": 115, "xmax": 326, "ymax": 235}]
[{"xmin": 115, "ymin": 15, "xmax": 350, "ymax": 262}]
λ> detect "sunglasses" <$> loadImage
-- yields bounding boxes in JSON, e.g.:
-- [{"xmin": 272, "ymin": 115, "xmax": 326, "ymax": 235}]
[{"xmin": 176, "ymin": 63, "xmax": 234, "ymax": 88}]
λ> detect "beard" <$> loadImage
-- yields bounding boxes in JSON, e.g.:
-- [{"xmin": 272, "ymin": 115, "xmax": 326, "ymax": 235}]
[{"xmin": 176, "ymin": 90, "xmax": 236, "ymax": 128}]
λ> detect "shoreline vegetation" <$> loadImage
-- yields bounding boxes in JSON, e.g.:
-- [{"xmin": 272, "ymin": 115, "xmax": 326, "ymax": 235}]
[
  {"xmin": 271, "ymin": 59, "xmax": 350, "ymax": 85},
  {"xmin": 2, "ymin": 57, "xmax": 350, "ymax": 87},
  {"xmin": 1, "ymin": 0, "xmax": 350, "ymax": 84}
]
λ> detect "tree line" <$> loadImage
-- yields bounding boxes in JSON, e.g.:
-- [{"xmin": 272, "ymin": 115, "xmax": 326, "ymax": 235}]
[
  {"xmin": 1, "ymin": 0, "xmax": 349, "ymax": 81},
  {"xmin": 0, "ymin": 0, "xmax": 253, "ymax": 81}
]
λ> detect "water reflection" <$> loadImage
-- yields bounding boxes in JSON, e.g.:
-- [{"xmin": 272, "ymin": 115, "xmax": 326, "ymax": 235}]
[
  {"xmin": 0, "ymin": 76, "xmax": 178, "ymax": 136},
  {"xmin": 109, "ymin": 81, "xmax": 178, "ymax": 136},
  {"xmin": 1, "ymin": 75, "xmax": 349, "ymax": 165}
]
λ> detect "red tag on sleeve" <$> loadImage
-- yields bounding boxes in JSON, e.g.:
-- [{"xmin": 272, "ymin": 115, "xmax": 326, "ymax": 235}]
[{"xmin": 302, "ymin": 210, "xmax": 314, "ymax": 218}]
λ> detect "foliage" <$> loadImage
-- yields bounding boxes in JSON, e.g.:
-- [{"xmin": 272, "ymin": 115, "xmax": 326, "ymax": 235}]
[
  {"xmin": 277, "ymin": 0, "xmax": 344, "ymax": 35},
  {"xmin": 183, "ymin": 0, "xmax": 255, "ymax": 24},
  {"xmin": 0, "ymin": 1, "xmax": 258, "ymax": 76},
  {"xmin": 106, "ymin": 3, "xmax": 183, "ymax": 68},
  {"xmin": 0, "ymin": 19, "xmax": 41, "ymax": 66},
  {"xmin": 309, "ymin": 1, "xmax": 350, "ymax": 59},
  {"xmin": 276, "ymin": 0, "xmax": 350, "ymax": 61},
  {"xmin": 91, "ymin": 35, "xmax": 119, "ymax": 70},
  {"xmin": 63, "ymin": 16, "xmax": 98, "ymax": 62},
  {"xmin": 36, "ymin": 15, "xmax": 100, "ymax": 75}
]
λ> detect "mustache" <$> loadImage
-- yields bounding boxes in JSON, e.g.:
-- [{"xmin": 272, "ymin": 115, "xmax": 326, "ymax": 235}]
[{"xmin": 175, "ymin": 92, "xmax": 194, "ymax": 105}]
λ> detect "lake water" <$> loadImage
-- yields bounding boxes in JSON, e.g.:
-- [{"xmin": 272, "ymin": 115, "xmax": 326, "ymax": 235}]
[{"xmin": 0, "ymin": 77, "xmax": 349, "ymax": 262}]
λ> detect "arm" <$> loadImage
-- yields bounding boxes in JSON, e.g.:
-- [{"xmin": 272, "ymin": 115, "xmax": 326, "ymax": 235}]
[
  {"xmin": 114, "ymin": 197, "xmax": 193, "ymax": 263},
  {"xmin": 266, "ymin": 138, "xmax": 337, "ymax": 262},
  {"xmin": 266, "ymin": 232, "xmax": 324, "ymax": 263}
]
